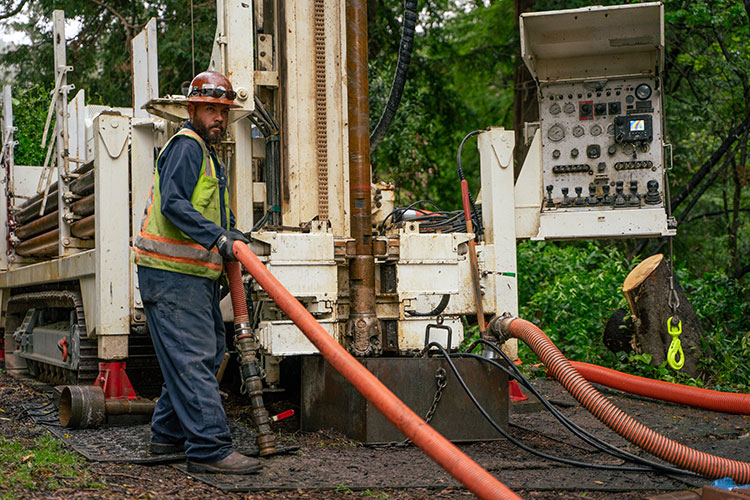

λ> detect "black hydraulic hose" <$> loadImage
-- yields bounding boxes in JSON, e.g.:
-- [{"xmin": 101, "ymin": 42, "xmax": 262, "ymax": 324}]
[
  {"xmin": 458, "ymin": 345, "xmax": 698, "ymax": 477},
  {"xmin": 423, "ymin": 343, "xmax": 666, "ymax": 473},
  {"xmin": 457, "ymin": 130, "xmax": 483, "ymax": 236},
  {"xmin": 251, "ymin": 97, "xmax": 282, "ymax": 227},
  {"xmin": 370, "ymin": 0, "xmax": 418, "ymax": 154}
]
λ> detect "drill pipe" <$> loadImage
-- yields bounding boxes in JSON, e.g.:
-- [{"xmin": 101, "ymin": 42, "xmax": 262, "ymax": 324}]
[
  {"xmin": 15, "ymin": 193, "xmax": 94, "ymax": 241},
  {"xmin": 225, "ymin": 261, "xmax": 277, "ymax": 456},
  {"xmin": 345, "ymin": 0, "xmax": 380, "ymax": 356}
]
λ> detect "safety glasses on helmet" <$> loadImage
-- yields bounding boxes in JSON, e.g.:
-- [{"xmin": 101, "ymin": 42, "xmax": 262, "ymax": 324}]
[{"xmin": 189, "ymin": 86, "xmax": 237, "ymax": 101}]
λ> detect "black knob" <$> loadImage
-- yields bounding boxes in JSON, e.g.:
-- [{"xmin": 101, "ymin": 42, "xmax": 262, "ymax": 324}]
[
  {"xmin": 601, "ymin": 184, "xmax": 612, "ymax": 205},
  {"xmin": 571, "ymin": 148, "xmax": 579, "ymax": 158},
  {"xmin": 644, "ymin": 180, "xmax": 662, "ymax": 205}
]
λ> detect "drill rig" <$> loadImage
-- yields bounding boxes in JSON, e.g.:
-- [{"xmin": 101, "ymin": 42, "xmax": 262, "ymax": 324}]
[{"xmin": 1, "ymin": 1, "xmax": 671, "ymax": 443}]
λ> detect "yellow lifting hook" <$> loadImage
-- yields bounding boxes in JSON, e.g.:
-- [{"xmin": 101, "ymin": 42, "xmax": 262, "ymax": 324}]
[{"xmin": 667, "ymin": 316, "xmax": 684, "ymax": 370}]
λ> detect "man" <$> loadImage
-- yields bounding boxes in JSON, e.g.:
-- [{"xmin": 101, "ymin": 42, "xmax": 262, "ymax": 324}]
[{"xmin": 133, "ymin": 71, "xmax": 259, "ymax": 474}]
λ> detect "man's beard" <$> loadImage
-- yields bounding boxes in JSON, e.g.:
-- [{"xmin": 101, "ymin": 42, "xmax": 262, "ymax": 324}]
[{"xmin": 193, "ymin": 119, "xmax": 225, "ymax": 145}]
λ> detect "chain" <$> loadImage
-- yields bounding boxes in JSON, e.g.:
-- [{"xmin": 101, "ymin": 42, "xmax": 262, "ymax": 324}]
[
  {"xmin": 399, "ymin": 367, "xmax": 447, "ymax": 446},
  {"xmin": 423, "ymin": 367, "xmax": 448, "ymax": 424}
]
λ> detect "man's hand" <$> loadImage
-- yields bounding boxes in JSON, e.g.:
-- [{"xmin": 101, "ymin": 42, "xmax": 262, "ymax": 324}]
[{"xmin": 216, "ymin": 230, "xmax": 250, "ymax": 261}]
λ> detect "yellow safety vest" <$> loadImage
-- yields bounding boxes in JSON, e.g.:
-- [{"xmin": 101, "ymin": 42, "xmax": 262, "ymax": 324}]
[{"xmin": 133, "ymin": 128, "xmax": 230, "ymax": 280}]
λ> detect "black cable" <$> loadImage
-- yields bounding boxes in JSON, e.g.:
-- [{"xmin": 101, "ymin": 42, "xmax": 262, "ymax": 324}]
[
  {"xmin": 423, "ymin": 342, "xmax": 700, "ymax": 476},
  {"xmin": 422, "ymin": 343, "xmax": 659, "ymax": 472},
  {"xmin": 467, "ymin": 339, "xmax": 699, "ymax": 477},
  {"xmin": 370, "ymin": 0, "xmax": 418, "ymax": 153},
  {"xmin": 456, "ymin": 130, "xmax": 483, "ymax": 237}
]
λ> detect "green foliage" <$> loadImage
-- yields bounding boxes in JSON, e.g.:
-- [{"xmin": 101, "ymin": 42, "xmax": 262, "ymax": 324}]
[
  {"xmin": 0, "ymin": 434, "xmax": 100, "ymax": 499},
  {"xmin": 516, "ymin": 241, "xmax": 634, "ymax": 364},
  {"xmin": 8, "ymin": 83, "xmax": 53, "ymax": 167},
  {"xmin": 684, "ymin": 272, "xmax": 750, "ymax": 390}
]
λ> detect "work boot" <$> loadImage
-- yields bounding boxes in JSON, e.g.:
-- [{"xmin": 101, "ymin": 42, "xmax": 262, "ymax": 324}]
[
  {"xmin": 150, "ymin": 441, "xmax": 185, "ymax": 455},
  {"xmin": 187, "ymin": 451, "xmax": 261, "ymax": 475}
]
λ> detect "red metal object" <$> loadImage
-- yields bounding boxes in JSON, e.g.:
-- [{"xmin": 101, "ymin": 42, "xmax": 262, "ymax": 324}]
[
  {"xmin": 233, "ymin": 241, "xmax": 521, "ymax": 500},
  {"xmin": 58, "ymin": 338, "xmax": 69, "ymax": 362},
  {"xmin": 508, "ymin": 380, "xmax": 528, "ymax": 402},
  {"xmin": 94, "ymin": 362, "xmax": 137, "ymax": 400},
  {"xmin": 271, "ymin": 409, "xmax": 295, "ymax": 422}
]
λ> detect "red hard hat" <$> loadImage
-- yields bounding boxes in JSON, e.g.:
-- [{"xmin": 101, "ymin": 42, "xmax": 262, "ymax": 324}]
[{"xmin": 185, "ymin": 71, "xmax": 241, "ymax": 108}]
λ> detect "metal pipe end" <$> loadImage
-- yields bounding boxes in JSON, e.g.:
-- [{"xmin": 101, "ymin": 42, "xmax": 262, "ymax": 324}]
[{"xmin": 487, "ymin": 312, "xmax": 517, "ymax": 340}]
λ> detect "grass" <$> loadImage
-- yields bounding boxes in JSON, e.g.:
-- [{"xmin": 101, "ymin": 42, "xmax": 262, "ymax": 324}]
[{"xmin": 0, "ymin": 434, "xmax": 103, "ymax": 499}]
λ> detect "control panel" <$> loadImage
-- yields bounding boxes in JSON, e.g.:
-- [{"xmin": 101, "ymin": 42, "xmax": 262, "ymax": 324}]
[{"xmin": 540, "ymin": 77, "xmax": 664, "ymax": 212}]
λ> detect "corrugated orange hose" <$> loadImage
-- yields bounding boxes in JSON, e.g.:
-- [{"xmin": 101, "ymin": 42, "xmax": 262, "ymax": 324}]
[
  {"xmin": 233, "ymin": 242, "xmax": 522, "ymax": 500},
  {"xmin": 570, "ymin": 361, "xmax": 750, "ymax": 415},
  {"xmin": 500, "ymin": 316, "xmax": 750, "ymax": 483}
]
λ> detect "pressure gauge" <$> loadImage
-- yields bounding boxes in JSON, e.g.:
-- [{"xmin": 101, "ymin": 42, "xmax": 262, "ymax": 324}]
[
  {"xmin": 549, "ymin": 103, "xmax": 561, "ymax": 115},
  {"xmin": 590, "ymin": 124, "xmax": 603, "ymax": 136},
  {"xmin": 563, "ymin": 102, "xmax": 576, "ymax": 114},
  {"xmin": 547, "ymin": 124, "xmax": 565, "ymax": 142},
  {"xmin": 607, "ymin": 124, "xmax": 615, "ymax": 136},
  {"xmin": 623, "ymin": 143, "xmax": 636, "ymax": 156},
  {"xmin": 635, "ymin": 83, "xmax": 652, "ymax": 100},
  {"xmin": 572, "ymin": 125, "xmax": 585, "ymax": 138}
]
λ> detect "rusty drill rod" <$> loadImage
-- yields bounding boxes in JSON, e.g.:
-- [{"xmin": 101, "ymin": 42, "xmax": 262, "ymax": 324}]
[
  {"xmin": 461, "ymin": 180, "xmax": 486, "ymax": 334},
  {"xmin": 225, "ymin": 261, "xmax": 277, "ymax": 456},
  {"xmin": 345, "ymin": 0, "xmax": 380, "ymax": 356},
  {"xmin": 232, "ymin": 241, "xmax": 521, "ymax": 500}
]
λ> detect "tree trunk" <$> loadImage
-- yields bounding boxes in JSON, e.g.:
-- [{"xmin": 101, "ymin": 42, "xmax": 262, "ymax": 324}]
[{"xmin": 622, "ymin": 254, "xmax": 704, "ymax": 377}]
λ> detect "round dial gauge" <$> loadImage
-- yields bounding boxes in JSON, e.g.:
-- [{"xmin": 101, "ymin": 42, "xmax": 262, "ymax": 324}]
[
  {"xmin": 607, "ymin": 124, "xmax": 615, "ymax": 136},
  {"xmin": 549, "ymin": 103, "xmax": 561, "ymax": 115},
  {"xmin": 635, "ymin": 83, "xmax": 652, "ymax": 100},
  {"xmin": 572, "ymin": 125, "xmax": 585, "ymax": 138},
  {"xmin": 547, "ymin": 124, "xmax": 565, "ymax": 142},
  {"xmin": 590, "ymin": 124, "xmax": 603, "ymax": 136},
  {"xmin": 622, "ymin": 143, "xmax": 636, "ymax": 156},
  {"xmin": 563, "ymin": 102, "xmax": 576, "ymax": 114}
]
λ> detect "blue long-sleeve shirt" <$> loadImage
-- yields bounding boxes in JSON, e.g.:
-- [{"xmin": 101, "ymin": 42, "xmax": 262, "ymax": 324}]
[{"xmin": 157, "ymin": 122, "xmax": 235, "ymax": 250}]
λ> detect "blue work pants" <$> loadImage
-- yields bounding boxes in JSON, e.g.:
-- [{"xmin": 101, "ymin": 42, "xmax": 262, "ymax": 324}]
[{"xmin": 137, "ymin": 265, "xmax": 233, "ymax": 463}]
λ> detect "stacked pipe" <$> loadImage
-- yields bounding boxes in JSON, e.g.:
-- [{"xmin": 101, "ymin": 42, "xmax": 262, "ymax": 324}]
[
  {"xmin": 13, "ymin": 162, "xmax": 95, "ymax": 257},
  {"xmin": 224, "ymin": 260, "xmax": 277, "ymax": 456}
]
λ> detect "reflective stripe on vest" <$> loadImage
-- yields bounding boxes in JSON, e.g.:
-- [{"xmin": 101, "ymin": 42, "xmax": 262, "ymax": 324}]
[{"xmin": 133, "ymin": 128, "xmax": 229, "ymax": 279}]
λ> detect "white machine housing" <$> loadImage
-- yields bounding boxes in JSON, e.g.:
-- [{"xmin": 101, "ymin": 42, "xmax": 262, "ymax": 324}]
[{"xmin": 518, "ymin": 2, "xmax": 674, "ymax": 240}]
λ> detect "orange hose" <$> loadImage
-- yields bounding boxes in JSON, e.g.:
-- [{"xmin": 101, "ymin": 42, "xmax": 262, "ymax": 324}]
[
  {"xmin": 233, "ymin": 242, "xmax": 521, "ymax": 500},
  {"xmin": 502, "ymin": 317, "xmax": 750, "ymax": 483},
  {"xmin": 570, "ymin": 361, "xmax": 750, "ymax": 415},
  {"xmin": 225, "ymin": 261, "xmax": 250, "ymax": 323}
]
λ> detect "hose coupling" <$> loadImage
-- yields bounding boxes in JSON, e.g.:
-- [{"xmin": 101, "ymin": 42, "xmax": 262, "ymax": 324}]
[{"xmin": 487, "ymin": 312, "xmax": 516, "ymax": 342}]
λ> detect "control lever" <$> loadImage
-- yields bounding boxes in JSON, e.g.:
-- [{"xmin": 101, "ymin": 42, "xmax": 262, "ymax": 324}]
[
  {"xmin": 587, "ymin": 185, "xmax": 599, "ymax": 206},
  {"xmin": 644, "ymin": 180, "xmax": 662, "ymax": 205},
  {"xmin": 601, "ymin": 185, "xmax": 612, "ymax": 205},
  {"xmin": 560, "ymin": 187, "xmax": 571, "ymax": 207},
  {"xmin": 574, "ymin": 186, "xmax": 585, "ymax": 206},
  {"xmin": 628, "ymin": 180, "xmax": 641, "ymax": 206},
  {"xmin": 614, "ymin": 181, "xmax": 627, "ymax": 207},
  {"xmin": 545, "ymin": 185, "xmax": 555, "ymax": 208}
]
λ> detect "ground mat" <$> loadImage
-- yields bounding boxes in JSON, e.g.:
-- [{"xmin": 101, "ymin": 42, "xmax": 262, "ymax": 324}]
[{"xmin": 23, "ymin": 401, "xmax": 298, "ymax": 464}]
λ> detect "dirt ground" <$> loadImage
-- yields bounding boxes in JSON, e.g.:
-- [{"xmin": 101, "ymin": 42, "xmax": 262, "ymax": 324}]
[{"xmin": 1, "ymin": 369, "xmax": 748, "ymax": 500}]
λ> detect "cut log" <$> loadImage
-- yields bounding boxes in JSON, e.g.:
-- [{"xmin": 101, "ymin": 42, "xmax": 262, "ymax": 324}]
[{"xmin": 622, "ymin": 254, "xmax": 704, "ymax": 377}]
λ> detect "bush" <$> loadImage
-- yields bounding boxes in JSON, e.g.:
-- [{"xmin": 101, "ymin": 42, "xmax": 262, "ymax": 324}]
[{"xmin": 514, "ymin": 241, "xmax": 750, "ymax": 392}]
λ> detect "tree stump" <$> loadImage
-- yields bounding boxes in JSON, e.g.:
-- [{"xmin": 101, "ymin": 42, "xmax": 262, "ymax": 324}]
[{"xmin": 622, "ymin": 254, "xmax": 704, "ymax": 377}]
